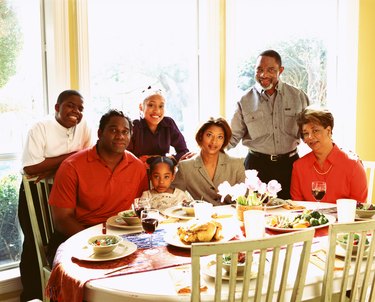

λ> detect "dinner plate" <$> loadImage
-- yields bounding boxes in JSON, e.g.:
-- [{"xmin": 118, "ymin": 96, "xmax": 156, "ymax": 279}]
[
  {"xmin": 355, "ymin": 215, "xmax": 375, "ymax": 221},
  {"xmin": 106, "ymin": 216, "xmax": 142, "ymax": 229},
  {"xmin": 163, "ymin": 206, "xmax": 196, "ymax": 220},
  {"xmin": 263, "ymin": 204, "xmax": 284, "ymax": 210},
  {"xmin": 164, "ymin": 227, "xmax": 237, "ymax": 249},
  {"xmin": 202, "ymin": 259, "xmax": 259, "ymax": 280},
  {"xmin": 265, "ymin": 214, "xmax": 336, "ymax": 233},
  {"xmin": 74, "ymin": 241, "xmax": 137, "ymax": 262},
  {"xmin": 335, "ymin": 244, "xmax": 373, "ymax": 259}
]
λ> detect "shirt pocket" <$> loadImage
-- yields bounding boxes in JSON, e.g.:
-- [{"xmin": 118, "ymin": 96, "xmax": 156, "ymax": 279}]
[
  {"xmin": 283, "ymin": 109, "xmax": 299, "ymax": 137},
  {"xmin": 243, "ymin": 110, "xmax": 269, "ymax": 140}
]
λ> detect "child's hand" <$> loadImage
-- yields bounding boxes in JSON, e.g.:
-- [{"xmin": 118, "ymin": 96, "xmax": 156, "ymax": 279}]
[{"xmin": 180, "ymin": 152, "xmax": 196, "ymax": 161}]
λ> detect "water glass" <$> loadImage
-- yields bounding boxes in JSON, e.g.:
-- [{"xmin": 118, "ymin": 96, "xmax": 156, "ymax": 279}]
[
  {"xmin": 243, "ymin": 210, "xmax": 265, "ymax": 240},
  {"xmin": 336, "ymin": 199, "xmax": 356, "ymax": 223},
  {"xmin": 193, "ymin": 202, "xmax": 213, "ymax": 220}
]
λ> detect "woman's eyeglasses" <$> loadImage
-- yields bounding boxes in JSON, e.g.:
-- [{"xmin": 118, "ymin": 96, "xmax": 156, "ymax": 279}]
[{"xmin": 302, "ymin": 128, "xmax": 324, "ymax": 140}]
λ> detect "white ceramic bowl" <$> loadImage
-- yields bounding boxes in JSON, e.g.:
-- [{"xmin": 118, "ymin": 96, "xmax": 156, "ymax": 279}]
[
  {"xmin": 356, "ymin": 208, "xmax": 375, "ymax": 219},
  {"xmin": 118, "ymin": 210, "xmax": 141, "ymax": 225},
  {"xmin": 222, "ymin": 254, "xmax": 246, "ymax": 274},
  {"xmin": 337, "ymin": 233, "xmax": 369, "ymax": 254},
  {"xmin": 88, "ymin": 234, "xmax": 122, "ymax": 254}
]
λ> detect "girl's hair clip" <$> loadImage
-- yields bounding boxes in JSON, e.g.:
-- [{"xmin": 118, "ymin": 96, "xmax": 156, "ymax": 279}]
[{"xmin": 142, "ymin": 85, "xmax": 163, "ymax": 95}]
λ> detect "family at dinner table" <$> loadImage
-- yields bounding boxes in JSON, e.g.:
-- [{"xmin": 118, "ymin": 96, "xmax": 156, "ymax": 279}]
[{"xmin": 18, "ymin": 49, "xmax": 369, "ymax": 302}]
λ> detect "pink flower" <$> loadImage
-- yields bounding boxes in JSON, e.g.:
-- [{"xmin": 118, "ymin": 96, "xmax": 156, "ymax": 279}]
[
  {"xmin": 218, "ymin": 169, "xmax": 282, "ymax": 206},
  {"xmin": 267, "ymin": 180, "xmax": 282, "ymax": 197}
]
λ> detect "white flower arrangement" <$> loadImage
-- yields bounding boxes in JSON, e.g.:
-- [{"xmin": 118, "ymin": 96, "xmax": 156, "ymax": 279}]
[{"xmin": 218, "ymin": 169, "xmax": 282, "ymax": 206}]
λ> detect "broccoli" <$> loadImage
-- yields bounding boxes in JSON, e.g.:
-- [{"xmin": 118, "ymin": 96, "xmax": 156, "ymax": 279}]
[
  {"xmin": 310, "ymin": 211, "xmax": 322, "ymax": 219},
  {"xmin": 309, "ymin": 218, "xmax": 320, "ymax": 226}
]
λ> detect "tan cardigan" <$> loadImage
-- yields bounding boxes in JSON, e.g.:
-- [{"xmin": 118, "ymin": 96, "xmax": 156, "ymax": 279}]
[{"xmin": 172, "ymin": 152, "xmax": 245, "ymax": 205}]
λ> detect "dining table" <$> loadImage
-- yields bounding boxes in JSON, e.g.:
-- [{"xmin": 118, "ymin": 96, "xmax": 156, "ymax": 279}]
[{"xmin": 45, "ymin": 201, "xmax": 372, "ymax": 302}]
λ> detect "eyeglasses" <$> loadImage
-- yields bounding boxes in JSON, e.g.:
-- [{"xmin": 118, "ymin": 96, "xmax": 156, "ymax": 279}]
[
  {"xmin": 301, "ymin": 128, "xmax": 324, "ymax": 140},
  {"xmin": 255, "ymin": 67, "xmax": 279, "ymax": 75}
]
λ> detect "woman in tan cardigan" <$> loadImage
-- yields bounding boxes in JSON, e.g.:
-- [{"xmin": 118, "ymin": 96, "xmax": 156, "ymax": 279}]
[{"xmin": 172, "ymin": 117, "xmax": 245, "ymax": 205}]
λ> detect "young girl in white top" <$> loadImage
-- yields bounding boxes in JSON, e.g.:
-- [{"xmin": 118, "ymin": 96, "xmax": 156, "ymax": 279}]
[{"xmin": 140, "ymin": 156, "xmax": 193, "ymax": 210}]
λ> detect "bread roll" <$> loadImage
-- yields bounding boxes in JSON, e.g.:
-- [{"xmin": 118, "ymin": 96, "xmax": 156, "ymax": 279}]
[{"xmin": 177, "ymin": 219, "xmax": 223, "ymax": 243}]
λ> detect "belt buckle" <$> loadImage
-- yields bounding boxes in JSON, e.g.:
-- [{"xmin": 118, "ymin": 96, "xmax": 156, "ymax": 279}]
[{"xmin": 270, "ymin": 155, "xmax": 278, "ymax": 161}]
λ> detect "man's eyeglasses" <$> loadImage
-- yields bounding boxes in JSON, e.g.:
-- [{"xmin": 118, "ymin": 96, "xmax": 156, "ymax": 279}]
[{"xmin": 255, "ymin": 67, "xmax": 279, "ymax": 75}]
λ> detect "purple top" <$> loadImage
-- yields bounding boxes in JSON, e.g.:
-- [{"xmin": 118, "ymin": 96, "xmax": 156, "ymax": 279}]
[{"xmin": 128, "ymin": 116, "xmax": 189, "ymax": 162}]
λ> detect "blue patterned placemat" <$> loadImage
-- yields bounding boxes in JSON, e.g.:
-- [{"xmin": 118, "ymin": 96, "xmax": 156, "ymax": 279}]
[{"xmin": 121, "ymin": 229, "xmax": 168, "ymax": 249}]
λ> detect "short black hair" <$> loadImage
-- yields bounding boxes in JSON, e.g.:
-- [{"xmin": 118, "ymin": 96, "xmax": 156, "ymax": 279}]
[
  {"xmin": 297, "ymin": 107, "xmax": 334, "ymax": 138},
  {"xmin": 148, "ymin": 156, "xmax": 176, "ymax": 174},
  {"xmin": 56, "ymin": 90, "xmax": 83, "ymax": 105},
  {"xmin": 99, "ymin": 109, "xmax": 133, "ymax": 133},
  {"xmin": 195, "ymin": 117, "xmax": 232, "ymax": 152},
  {"xmin": 258, "ymin": 49, "xmax": 282, "ymax": 66}
]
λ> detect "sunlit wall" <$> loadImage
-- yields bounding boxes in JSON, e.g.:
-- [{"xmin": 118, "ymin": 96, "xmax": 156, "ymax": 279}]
[{"xmin": 357, "ymin": 0, "xmax": 375, "ymax": 161}]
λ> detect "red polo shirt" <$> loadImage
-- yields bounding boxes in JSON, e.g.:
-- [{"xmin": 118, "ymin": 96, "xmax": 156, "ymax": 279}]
[
  {"xmin": 49, "ymin": 145, "xmax": 149, "ymax": 227},
  {"xmin": 290, "ymin": 144, "xmax": 368, "ymax": 203}
]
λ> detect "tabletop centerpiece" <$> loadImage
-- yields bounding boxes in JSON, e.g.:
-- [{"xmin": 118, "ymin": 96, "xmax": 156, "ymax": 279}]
[{"xmin": 218, "ymin": 169, "xmax": 282, "ymax": 221}]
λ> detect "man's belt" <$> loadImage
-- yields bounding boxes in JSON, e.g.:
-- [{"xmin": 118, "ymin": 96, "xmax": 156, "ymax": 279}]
[{"xmin": 249, "ymin": 149, "xmax": 298, "ymax": 162}]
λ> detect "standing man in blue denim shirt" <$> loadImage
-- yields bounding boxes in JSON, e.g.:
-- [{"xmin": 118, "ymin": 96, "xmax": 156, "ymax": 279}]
[{"xmin": 228, "ymin": 50, "xmax": 309, "ymax": 199}]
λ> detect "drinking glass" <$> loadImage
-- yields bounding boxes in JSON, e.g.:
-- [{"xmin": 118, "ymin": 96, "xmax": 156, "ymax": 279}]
[
  {"xmin": 141, "ymin": 209, "xmax": 159, "ymax": 255},
  {"xmin": 312, "ymin": 181, "xmax": 327, "ymax": 210},
  {"xmin": 133, "ymin": 198, "xmax": 150, "ymax": 218}
]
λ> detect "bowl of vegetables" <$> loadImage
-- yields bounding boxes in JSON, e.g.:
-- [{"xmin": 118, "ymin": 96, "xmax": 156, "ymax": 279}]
[
  {"xmin": 88, "ymin": 234, "xmax": 122, "ymax": 254},
  {"xmin": 118, "ymin": 209, "xmax": 141, "ymax": 225},
  {"xmin": 356, "ymin": 203, "xmax": 375, "ymax": 219},
  {"xmin": 222, "ymin": 252, "xmax": 246, "ymax": 274},
  {"xmin": 337, "ymin": 233, "xmax": 370, "ymax": 254}
]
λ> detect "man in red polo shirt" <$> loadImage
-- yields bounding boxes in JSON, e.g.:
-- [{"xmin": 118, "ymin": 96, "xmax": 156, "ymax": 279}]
[{"xmin": 48, "ymin": 109, "xmax": 149, "ymax": 260}]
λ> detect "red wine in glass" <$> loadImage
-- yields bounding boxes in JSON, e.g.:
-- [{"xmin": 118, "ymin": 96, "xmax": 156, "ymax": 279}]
[
  {"xmin": 312, "ymin": 181, "xmax": 327, "ymax": 210},
  {"xmin": 142, "ymin": 218, "xmax": 159, "ymax": 234},
  {"xmin": 133, "ymin": 198, "xmax": 150, "ymax": 218},
  {"xmin": 141, "ymin": 209, "xmax": 160, "ymax": 255},
  {"xmin": 135, "ymin": 207, "xmax": 144, "ymax": 218},
  {"xmin": 312, "ymin": 190, "xmax": 326, "ymax": 201}
]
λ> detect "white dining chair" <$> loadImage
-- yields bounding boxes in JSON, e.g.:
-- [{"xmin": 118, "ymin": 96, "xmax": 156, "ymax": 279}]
[
  {"xmin": 191, "ymin": 228, "xmax": 315, "ymax": 302},
  {"xmin": 22, "ymin": 175, "xmax": 54, "ymax": 302},
  {"xmin": 321, "ymin": 220, "xmax": 375, "ymax": 302},
  {"xmin": 362, "ymin": 160, "xmax": 375, "ymax": 204}
]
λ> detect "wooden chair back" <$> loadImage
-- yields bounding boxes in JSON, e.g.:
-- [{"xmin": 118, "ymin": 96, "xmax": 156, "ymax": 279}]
[
  {"xmin": 362, "ymin": 160, "xmax": 375, "ymax": 203},
  {"xmin": 191, "ymin": 228, "xmax": 315, "ymax": 302},
  {"xmin": 22, "ymin": 175, "xmax": 54, "ymax": 302},
  {"xmin": 321, "ymin": 220, "xmax": 375, "ymax": 302}
]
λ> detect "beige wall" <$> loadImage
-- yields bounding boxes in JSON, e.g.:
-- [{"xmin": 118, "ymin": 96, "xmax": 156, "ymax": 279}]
[{"xmin": 357, "ymin": 0, "xmax": 375, "ymax": 161}]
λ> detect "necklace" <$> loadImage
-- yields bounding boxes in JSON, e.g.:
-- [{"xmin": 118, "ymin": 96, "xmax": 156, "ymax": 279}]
[{"xmin": 313, "ymin": 163, "xmax": 333, "ymax": 175}]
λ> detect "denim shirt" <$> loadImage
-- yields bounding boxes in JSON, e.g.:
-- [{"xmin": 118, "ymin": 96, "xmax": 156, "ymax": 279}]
[{"xmin": 229, "ymin": 80, "xmax": 309, "ymax": 155}]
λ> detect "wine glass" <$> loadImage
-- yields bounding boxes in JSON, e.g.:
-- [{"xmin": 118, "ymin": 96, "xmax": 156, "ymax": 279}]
[
  {"xmin": 132, "ymin": 198, "xmax": 150, "ymax": 218},
  {"xmin": 312, "ymin": 181, "xmax": 327, "ymax": 210},
  {"xmin": 141, "ymin": 209, "xmax": 159, "ymax": 255}
]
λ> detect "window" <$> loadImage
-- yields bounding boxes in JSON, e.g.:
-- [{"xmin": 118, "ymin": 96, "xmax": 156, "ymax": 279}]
[
  {"xmin": 0, "ymin": 0, "xmax": 44, "ymax": 269},
  {"xmin": 84, "ymin": 0, "xmax": 200, "ymax": 149},
  {"xmin": 226, "ymin": 0, "xmax": 358, "ymax": 155},
  {"xmin": 81, "ymin": 0, "xmax": 358, "ymax": 156}
]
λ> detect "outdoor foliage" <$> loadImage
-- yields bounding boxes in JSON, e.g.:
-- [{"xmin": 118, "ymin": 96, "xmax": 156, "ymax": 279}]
[
  {"xmin": 0, "ymin": 173, "xmax": 22, "ymax": 265},
  {"xmin": 237, "ymin": 38, "xmax": 327, "ymax": 105},
  {"xmin": 0, "ymin": 0, "xmax": 23, "ymax": 88}
]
